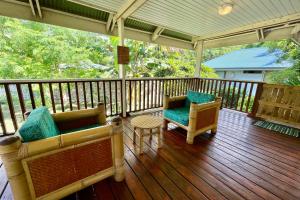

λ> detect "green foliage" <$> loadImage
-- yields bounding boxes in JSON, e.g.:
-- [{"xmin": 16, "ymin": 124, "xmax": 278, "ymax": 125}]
[
  {"xmin": 0, "ymin": 16, "xmax": 219, "ymax": 79},
  {"xmin": 246, "ymin": 40, "xmax": 300, "ymax": 86}
]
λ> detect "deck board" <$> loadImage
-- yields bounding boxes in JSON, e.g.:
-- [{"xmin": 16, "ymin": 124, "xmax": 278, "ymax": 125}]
[{"xmin": 1, "ymin": 109, "xmax": 300, "ymax": 200}]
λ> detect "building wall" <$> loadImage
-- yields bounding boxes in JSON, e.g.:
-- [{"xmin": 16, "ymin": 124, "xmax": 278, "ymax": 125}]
[{"xmin": 216, "ymin": 70, "xmax": 265, "ymax": 81}]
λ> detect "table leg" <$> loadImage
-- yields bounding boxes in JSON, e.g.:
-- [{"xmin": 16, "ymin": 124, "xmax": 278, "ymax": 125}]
[
  {"xmin": 149, "ymin": 129, "xmax": 152, "ymax": 140},
  {"xmin": 157, "ymin": 127, "xmax": 161, "ymax": 148},
  {"xmin": 139, "ymin": 129, "xmax": 144, "ymax": 154},
  {"xmin": 133, "ymin": 127, "xmax": 136, "ymax": 144}
]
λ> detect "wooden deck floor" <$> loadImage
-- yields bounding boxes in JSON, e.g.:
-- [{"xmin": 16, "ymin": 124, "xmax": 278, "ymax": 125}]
[{"xmin": 1, "ymin": 109, "xmax": 300, "ymax": 200}]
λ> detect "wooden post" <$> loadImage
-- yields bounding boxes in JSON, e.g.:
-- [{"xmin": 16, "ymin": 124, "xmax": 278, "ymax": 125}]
[
  {"xmin": 97, "ymin": 102, "xmax": 106, "ymax": 125},
  {"xmin": 0, "ymin": 136, "xmax": 31, "ymax": 200},
  {"xmin": 248, "ymin": 82, "xmax": 264, "ymax": 118},
  {"xmin": 194, "ymin": 40, "xmax": 204, "ymax": 78},
  {"xmin": 111, "ymin": 117, "xmax": 125, "ymax": 182},
  {"xmin": 118, "ymin": 18, "xmax": 127, "ymax": 118}
]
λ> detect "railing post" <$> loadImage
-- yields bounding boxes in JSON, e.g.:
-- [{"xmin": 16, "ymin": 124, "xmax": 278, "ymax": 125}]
[
  {"xmin": 194, "ymin": 40, "xmax": 204, "ymax": 78},
  {"xmin": 118, "ymin": 18, "xmax": 127, "ymax": 117},
  {"xmin": 248, "ymin": 82, "xmax": 264, "ymax": 118}
]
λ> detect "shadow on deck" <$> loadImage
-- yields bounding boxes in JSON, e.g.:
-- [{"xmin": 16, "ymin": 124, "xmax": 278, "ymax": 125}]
[{"xmin": 1, "ymin": 109, "xmax": 300, "ymax": 200}]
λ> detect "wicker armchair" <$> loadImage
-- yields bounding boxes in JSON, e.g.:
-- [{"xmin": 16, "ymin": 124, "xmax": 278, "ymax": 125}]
[
  {"xmin": 0, "ymin": 103, "xmax": 125, "ymax": 200},
  {"xmin": 163, "ymin": 91, "xmax": 222, "ymax": 144}
]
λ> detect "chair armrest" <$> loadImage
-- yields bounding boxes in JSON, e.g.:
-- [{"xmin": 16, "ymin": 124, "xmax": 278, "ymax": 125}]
[
  {"xmin": 189, "ymin": 99, "xmax": 222, "ymax": 132},
  {"xmin": 52, "ymin": 102, "xmax": 106, "ymax": 131},
  {"xmin": 163, "ymin": 95, "xmax": 186, "ymax": 109}
]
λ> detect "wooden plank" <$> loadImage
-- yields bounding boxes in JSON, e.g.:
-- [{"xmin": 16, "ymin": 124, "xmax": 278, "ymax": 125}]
[
  {"xmin": 49, "ymin": 83, "xmax": 56, "ymax": 113},
  {"xmin": 4, "ymin": 84, "xmax": 18, "ymax": 131},
  {"xmin": 16, "ymin": 84, "xmax": 26, "ymax": 119},
  {"xmin": 28, "ymin": 83, "xmax": 36, "ymax": 109}
]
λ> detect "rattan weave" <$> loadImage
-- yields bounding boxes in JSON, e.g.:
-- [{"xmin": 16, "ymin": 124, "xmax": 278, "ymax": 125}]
[{"xmin": 27, "ymin": 139, "xmax": 113, "ymax": 197}]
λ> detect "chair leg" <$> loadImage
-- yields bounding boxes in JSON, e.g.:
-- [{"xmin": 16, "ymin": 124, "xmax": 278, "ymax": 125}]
[
  {"xmin": 163, "ymin": 119, "xmax": 168, "ymax": 130},
  {"xmin": 139, "ymin": 129, "xmax": 144, "ymax": 154},
  {"xmin": 133, "ymin": 127, "xmax": 136, "ymax": 143},
  {"xmin": 186, "ymin": 131, "xmax": 194, "ymax": 144},
  {"xmin": 211, "ymin": 127, "xmax": 217, "ymax": 134}
]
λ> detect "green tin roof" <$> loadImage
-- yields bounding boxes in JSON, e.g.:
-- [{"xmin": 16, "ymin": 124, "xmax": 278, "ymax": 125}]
[{"xmin": 17, "ymin": 0, "xmax": 192, "ymax": 42}]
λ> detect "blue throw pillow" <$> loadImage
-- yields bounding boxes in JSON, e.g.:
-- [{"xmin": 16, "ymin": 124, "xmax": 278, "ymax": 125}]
[
  {"xmin": 19, "ymin": 107, "xmax": 60, "ymax": 142},
  {"xmin": 185, "ymin": 91, "xmax": 215, "ymax": 108}
]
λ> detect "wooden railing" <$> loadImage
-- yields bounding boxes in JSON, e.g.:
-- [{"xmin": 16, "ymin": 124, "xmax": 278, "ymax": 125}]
[
  {"xmin": 0, "ymin": 77, "xmax": 261, "ymax": 135},
  {"xmin": 0, "ymin": 79, "xmax": 122, "ymax": 135}
]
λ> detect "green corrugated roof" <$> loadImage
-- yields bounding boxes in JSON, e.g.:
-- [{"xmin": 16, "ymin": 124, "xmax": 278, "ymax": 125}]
[
  {"xmin": 16, "ymin": 0, "xmax": 192, "ymax": 42},
  {"xmin": 161, "ymin": 29, "xmax": 192, "ymax": 41}
]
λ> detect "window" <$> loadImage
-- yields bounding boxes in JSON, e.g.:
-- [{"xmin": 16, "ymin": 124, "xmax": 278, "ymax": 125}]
[{"xmin": 243, "ymin": 70, "xmax": 262, "ymax": 74}]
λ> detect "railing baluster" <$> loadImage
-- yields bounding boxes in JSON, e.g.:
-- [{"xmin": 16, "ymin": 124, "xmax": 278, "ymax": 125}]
[
  {"xmin": 82, "ymin": 82, "xmax": 87, "ymax": 109},
  {"xmin": 90, "ymin": 82, "xmax": 94, "ymax": 108},
  {"xmin": 225, "ymin": 81, "xmax": 232, "ymax": 108},
  {"xmin": 235, "ymin": 82, "xmax": 242, "ymax": 110},
  {"xmin": 103, "ymin": 81, "xmax": 107, "ymax": 113},
  {"xmin": 75, "ymin": 82, "xmax": 80, "ymax": 110},
  {"xmin": 97, "ymin": 81, "xmax": 100, "ymax": 103},
  {"xmin": 147, "ymin": 80, "xmax": 150, "ymax": 109},
  {"xmin": 245, "ymin": 82, "xmax": 254, "ymax": 113},
  {"xmin": 4, "ymin": 84, "xmax": 18, "ymax": 131},
  {"xmin": 115, "ymin": 81, "xmax": 118, "ymax": 114},
  {"xmin": 221, "ymin": 81, "xmax": 227, "ymax": 107},
  {"xmin": 16, "ymin": 84, "xmax": 26, "ymax": 119},
  {"xmin": 59, "ymin": 83, "xmax": 64, "ymax": 112},
  {"xmin": 67, "ymin": 82, "xmax": 73, "ymax": 111},
  {"xmin": 134, "ymin": 80, "xmax": 137, "ymax": 111},
  {"xmin": 139, "ymin": 80, "xmax": 142, "ymax": 110},
  {"xmin": 240, "ymin": 82, "xmax": 248, "ymax": 112},
  {"xmin": 28, "ymin": 83, "xmax": 36, "ymax": 109},
  {"xmin": 210, "ymin": 80, "xmax": 214, "ymax": 94},
  {"xmin": 49, "ymin": 83, "xmax": 56, "ymax": 113},
  {"xmin": 143, "ymin": 80, "xmax": 146, "ymax": 110},
  {"xmin": 128, "ymin": 81, "xmax": 131, "ymax": 112},
  {"xmin": 230, "ymin": 81, "xmax": 237, "ymax": 108},
  {"xmin": 151, "ymin": 80, "xmax": 154, "ymax": 107},
  {"xmin": 109, "ymin": 81, "xmax": 112, "ymax": 115},
  {"xmin": 214, "ymin": 80, "xmax": 218, "ymax": 96},
  {"xmin": 203, "ymin": 79, "xmax": 207, "ymax": 93},
  {"xmin": 39, "ymin": 83, "xmax": 46, "ymax": 106},
  {"xmin": 120, "ymin": 80, "xmax": 123, "ymax": 115},
  {"xmin": 0, "ymin": 103, "xmax": 7, "ymax": 134}
]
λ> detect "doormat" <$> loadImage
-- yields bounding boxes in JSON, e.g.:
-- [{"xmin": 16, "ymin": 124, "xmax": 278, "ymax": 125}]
[{"xmin": 254, "ymin": 120, "xmax": 299, "ymax": 138}]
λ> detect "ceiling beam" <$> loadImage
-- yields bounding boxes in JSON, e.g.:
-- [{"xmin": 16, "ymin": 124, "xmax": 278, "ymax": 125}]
[
  {"xmin": 152, "ymin": 26, "xmax": 164, "ymax": 41},
  {"xmin": 106, "ymin": 13, "xmax": 114, "ymax": 32},
  {"xmin": 193, "ymin": 13, "xmax": 300, "ymax": 42},
  {"xmin": 110, "ymin": 0, "xmax": 147, "ymax": 31},
  {"xmin": 0, "ymin": 0, "xmax": 193, "ymax": 49}
]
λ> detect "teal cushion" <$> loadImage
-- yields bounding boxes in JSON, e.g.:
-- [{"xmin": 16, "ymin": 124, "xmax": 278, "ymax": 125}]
[
  {"xmin": 185, "ymin": 91, "xmax": 215, "ymax": 108},
  {"xmin": 60, "ymin": 124, "xmax": 100, "ymax": 134},
  {"xmin": 19, "ymin": 107, "xmax": 60, "ymax": 142},
  {"xmin": 164, "ymin": 107, "xmax": 190, "ymax": 126}
]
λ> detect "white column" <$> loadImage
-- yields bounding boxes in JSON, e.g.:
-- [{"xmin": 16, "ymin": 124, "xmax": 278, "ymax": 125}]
[
  {"xmin": 194, "ymin": 40, "xmax": 204, "ymax": 77},
  {"xmin": 118, "ymin": 18, "xmax": 127, "ymax": 117}
]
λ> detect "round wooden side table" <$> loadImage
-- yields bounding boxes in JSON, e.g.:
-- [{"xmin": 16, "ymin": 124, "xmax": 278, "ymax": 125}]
[{"xmin": 131, "ymin": 115, "xmax": 163, "ymax": 154}]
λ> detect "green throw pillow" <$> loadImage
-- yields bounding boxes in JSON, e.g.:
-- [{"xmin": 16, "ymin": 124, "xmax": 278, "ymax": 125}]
[
  {"xmin": 19, "ymin": 107, "xmax": 60, "ymax": 142},
  {"xmin": 185, "ymin": 91, "xmax": 215, "ymax": 108}
]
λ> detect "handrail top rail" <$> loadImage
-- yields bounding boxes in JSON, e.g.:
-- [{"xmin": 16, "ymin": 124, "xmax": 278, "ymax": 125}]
[{"xmin": 0, "ymin": 77, "xmax": 264, "ymax": 84}]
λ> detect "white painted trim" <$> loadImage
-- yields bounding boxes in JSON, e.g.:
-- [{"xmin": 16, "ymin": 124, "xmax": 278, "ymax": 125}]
[
  {"xmin": 28, "ymin": 0, "xmax": 36, "ymax": 17},
  {"xmin": 35, "ymin": 0, "xmax": 42, "ymax": 18},
  {"xmin": 194, "ymin": 40, "xmax": 203, "ymax": 77},
  {"xmin": 193, "ymin": 13, "xmax": 300, "ymax": 42},
  {"xmin": 106, "ymin": 13, "xmax": 114, "ymax": 32},
  {"xmin": 152, "ymin": 26, "xmax": 164, "ymax": 41}
]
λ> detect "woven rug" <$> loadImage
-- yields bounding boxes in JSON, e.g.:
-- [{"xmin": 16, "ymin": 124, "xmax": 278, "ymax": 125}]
[{"xmin": 254, "ymin": 120, "xmax": 300, "ymax": 138}]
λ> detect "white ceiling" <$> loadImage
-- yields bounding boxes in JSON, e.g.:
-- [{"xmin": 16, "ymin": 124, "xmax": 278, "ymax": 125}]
[{"xmin": 70, "ymin": 0, "xmax": 300, "ymax": 38}]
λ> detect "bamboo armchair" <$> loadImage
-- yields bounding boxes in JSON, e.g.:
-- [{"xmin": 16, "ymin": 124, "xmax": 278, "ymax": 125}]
[
  {"xmin": 0, "ymin": 103, "xmax": 125, "ymax": 200},
  {"xmin": 163, "ymin": 94, "xmax": 222, "ymax": 144}
]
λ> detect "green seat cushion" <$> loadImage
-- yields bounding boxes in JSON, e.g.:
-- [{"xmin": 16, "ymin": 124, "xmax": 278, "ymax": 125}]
[
  {"xmin": 185, "ymin": 91, "xmax": 215, "ymax": 107},
  {"xmin": 19, "ymin": 107, "xmax": 60, "ymax": 142},
  {"xmin": 164, "ymin": 107, "xmax": 190, "ymax": 126},
  {"xmin": 60, "ymin": 124, "xmax": 100, "ymax": 134}
]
